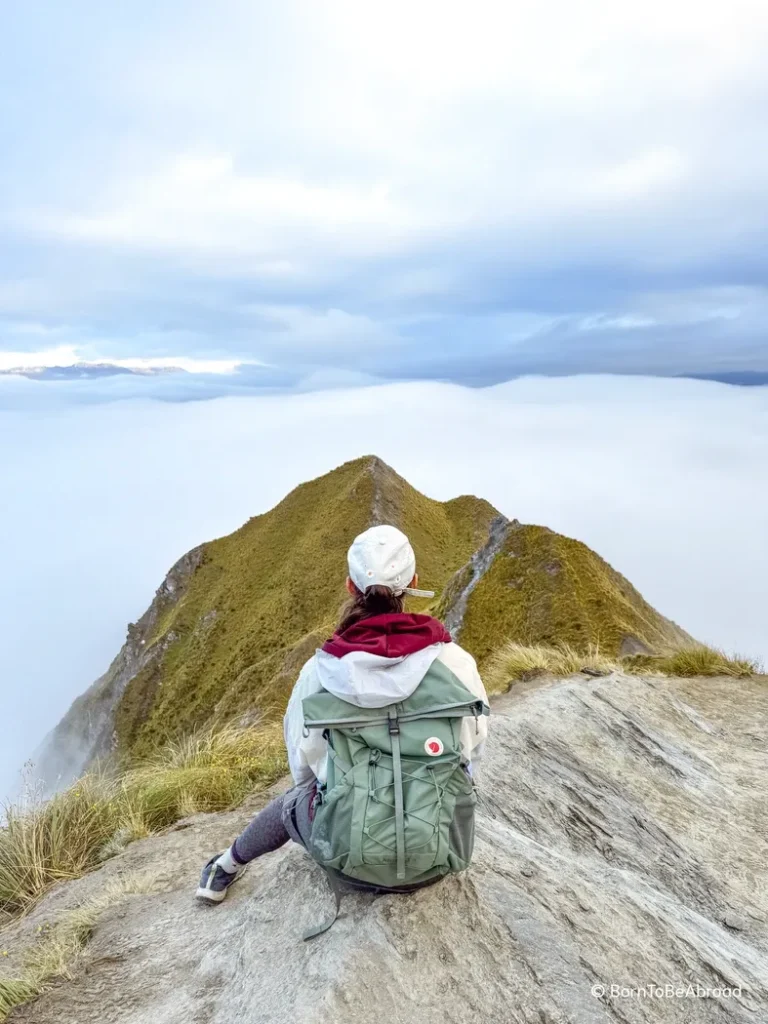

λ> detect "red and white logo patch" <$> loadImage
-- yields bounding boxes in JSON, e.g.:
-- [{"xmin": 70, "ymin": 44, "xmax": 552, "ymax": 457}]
[{"xmin": 424, "ymin": 737, "xmax": 444, "ymax": 756}]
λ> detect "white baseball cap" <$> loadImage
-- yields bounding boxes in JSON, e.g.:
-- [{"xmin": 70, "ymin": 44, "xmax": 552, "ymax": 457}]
[{"xmin": 347, "ymin": 525, "xmax": 435, "ymax": 598}]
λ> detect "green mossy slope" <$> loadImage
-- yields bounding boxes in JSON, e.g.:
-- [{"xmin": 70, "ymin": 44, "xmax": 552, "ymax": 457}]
[
  {"xmin": 457, "ymin": 523, "xmax": 692, "ymax": 667},
  {"xmin": 115, "ymin": 456, "xmax": 498, "ymax": 757}
]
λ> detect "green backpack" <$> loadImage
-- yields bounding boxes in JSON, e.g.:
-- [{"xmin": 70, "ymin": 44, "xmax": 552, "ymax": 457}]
[{"xmin": 301, "ymin": 657, "xmax": 489, "ymax": 936}]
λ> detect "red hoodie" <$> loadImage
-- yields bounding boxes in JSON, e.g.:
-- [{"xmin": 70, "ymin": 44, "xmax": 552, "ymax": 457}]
[{"xmin": 322, "ymin": 612, "xmax": 452, "ymax": 660}]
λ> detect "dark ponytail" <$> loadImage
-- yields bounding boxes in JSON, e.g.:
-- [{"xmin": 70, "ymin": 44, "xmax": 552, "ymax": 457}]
[{"xmin": 336, "ymin": 584, "xmax": 404, "ymax": 633}]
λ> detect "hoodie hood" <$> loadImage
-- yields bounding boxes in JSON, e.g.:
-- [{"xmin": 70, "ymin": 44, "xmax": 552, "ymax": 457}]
[
  {"xmin": 322, "ymin": 613, "xmax": 451, "ymax": 659},
  {"xmin": 316, "ymin": 613, "xmax": 452, "ymax": 709}
]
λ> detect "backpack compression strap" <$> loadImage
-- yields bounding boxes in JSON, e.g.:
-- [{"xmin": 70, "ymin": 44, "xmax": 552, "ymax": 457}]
[{"xmin": 388, "ymin": 707, "xmax": 406, "ymax": 881}]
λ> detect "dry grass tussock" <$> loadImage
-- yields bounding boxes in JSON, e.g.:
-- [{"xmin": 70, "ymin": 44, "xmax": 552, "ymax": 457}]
[
  {"xmin": 484, "ymin": 641, "xmax": 619, "ymax": 694},
  {"xmin": 651, "ymin": 646, "xmax": 761, "ymax": 678},
  {"xmin": 485, "ymin": 640, "xmax": 761, "ymax": 694},
  {"xmin": 0, "ymin": 873, "xmax": 154, "ymax": 1022},
  {"xmin": 0, "ymin": 723, "xmax": 286, "ymax": 917}
]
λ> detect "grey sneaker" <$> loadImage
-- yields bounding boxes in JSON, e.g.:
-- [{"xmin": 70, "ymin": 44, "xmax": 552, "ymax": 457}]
[{"xmin": 196, "ymin": 853, "xmax": 247, "ymax": 904}]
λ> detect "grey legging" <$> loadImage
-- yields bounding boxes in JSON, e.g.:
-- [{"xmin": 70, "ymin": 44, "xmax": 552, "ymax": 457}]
[{"xmin": 231, "ymin": 782, "xmax": 314, "ymax": 865}]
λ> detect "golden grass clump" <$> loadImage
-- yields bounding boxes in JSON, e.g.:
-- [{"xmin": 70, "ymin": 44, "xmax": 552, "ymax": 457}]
[
  {"xmin": 0, "ymin": 723, "xmax": 287, "ymax": 917},
  {"xmin": 121, "ymin": 721, "xmax": 286, "ymax": 830},
  {"xmin": 0, "ymin": 775, "xmax": 121, "ymax": 916},
  {"xmin": 652, "ymin": 646, "xmax": 761, "ymax": 678},
  {"xmin": 484, "ymin": 640, "xmax": 761, "ymax": 693},
  {"xmin": 483, "ymin": 641, "xmax": 619, "ymax": 694}
]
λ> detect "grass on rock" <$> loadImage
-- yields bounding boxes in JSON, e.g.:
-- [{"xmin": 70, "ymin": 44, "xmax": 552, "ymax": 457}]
[
  {"xmin": 639, "ymin": 646, "xmax": 760, "ymax": 678},
  {"xmin": 484, "ymin": 641, "xmax": 620, "ymax": 694},
  {"xmin": 485, "ymin": 640, "xmax": 761, "ymax": 692}
]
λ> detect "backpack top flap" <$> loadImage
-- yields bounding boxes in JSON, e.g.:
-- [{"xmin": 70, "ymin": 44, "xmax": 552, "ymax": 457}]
[{"xmin": 302, "ymin": 656, "xmax": 489, "ymax": 730}]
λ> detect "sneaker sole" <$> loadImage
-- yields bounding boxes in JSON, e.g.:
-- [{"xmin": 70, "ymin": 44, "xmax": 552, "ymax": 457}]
[{"xmin": 196, "ymin": 886, "xmax": 228, "ymax": 903}]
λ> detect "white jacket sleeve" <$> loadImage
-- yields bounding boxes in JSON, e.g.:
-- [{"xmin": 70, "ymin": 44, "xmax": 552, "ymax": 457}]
[
  {"xmin": 283, "ymin": 656, "xmax": 326, "ymax": 785},
  {"xmin": 435, "ymin": 643, "xmax": 490, "ymax": 765}
]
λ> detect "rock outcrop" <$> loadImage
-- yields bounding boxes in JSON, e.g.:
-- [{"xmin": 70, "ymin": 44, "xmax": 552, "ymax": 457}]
[{"xmin": 7, "ymin": 670, "xmax": 767, "ymax": 1024}]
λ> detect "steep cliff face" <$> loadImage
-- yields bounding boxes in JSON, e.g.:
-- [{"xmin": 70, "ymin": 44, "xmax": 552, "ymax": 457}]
[
  {"xmin": 7, "ymin": 671, "xmax": 767, "ymax": 1024},
  {"xmin": 35, "ymin": 455, "xmax": 694, "ymax": 781},
  {"xmin": 32, "ymin": 546, "xmax": 205, "ymax": 788}
]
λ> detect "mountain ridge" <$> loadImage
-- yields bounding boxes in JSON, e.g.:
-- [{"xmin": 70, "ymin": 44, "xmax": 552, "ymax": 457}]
[{"xmin": 34, "ymin": 455, "xmax": 694, "ymax": 785}]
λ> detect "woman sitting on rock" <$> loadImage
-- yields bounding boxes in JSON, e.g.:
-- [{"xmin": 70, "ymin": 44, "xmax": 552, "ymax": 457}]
[{"xmin": 197, "ymin": 525, "xmax": 489, "ymax": 925}]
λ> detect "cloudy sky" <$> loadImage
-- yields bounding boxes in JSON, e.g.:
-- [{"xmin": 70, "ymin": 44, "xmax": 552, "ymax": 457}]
[{"xmin": 2, "ymin": 0, "xmax": 768, "ymax": 388}]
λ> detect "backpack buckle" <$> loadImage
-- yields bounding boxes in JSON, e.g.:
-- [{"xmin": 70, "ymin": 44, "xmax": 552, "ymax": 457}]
[{"xmin": 388, "ymin": 709, "xmax": 400, "ymax": 735}]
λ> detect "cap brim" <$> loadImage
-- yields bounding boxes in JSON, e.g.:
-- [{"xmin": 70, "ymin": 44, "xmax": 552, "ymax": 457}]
[{"xmin": 402, "ymin": 587, "xmax": 435, "ymax": 598}]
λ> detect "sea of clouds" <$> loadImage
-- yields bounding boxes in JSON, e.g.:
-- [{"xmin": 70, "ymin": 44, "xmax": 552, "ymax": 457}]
[{"xmin": 1, "ymin": 373, "xmax": 766, "ymax": 799}]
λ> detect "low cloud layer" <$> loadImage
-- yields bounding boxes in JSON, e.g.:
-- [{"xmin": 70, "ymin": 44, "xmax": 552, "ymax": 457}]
[
  {"xmin": 1, "ymin": 375, "xmax": 766, "ymax": 798},
  {"xmin": 2, "ymin": 1, "xmax": 768, "ymax": 381}
]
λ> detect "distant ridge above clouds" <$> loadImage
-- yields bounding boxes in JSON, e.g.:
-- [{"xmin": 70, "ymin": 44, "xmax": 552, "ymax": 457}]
[
  {"xmin": 2, "ymin": 359, "xmax": 766, "ymax": 398},
  {"xmin": 0, "ymin": 362, "xmax": 187, "ymax": 380},
  {"xmin": 0, "ymin": 345, "xmax": 256, "ymax": 380}
]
